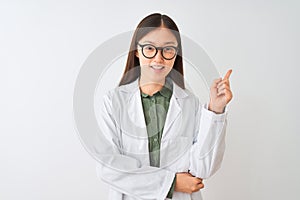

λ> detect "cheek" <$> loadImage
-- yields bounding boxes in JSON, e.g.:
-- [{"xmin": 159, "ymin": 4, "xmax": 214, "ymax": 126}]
[
  {"xmin": 165, "ymin": 60, "xmax": 175, "ymax": 69},
  {"xmin": 137, "ymin": 55, "xmax": 150, "ymax": 66}
]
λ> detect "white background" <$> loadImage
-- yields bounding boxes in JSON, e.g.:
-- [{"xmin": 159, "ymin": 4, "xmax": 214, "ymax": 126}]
[{"xmin": 1, "ymin": 0, "xmax": 300, "ymax": 199}]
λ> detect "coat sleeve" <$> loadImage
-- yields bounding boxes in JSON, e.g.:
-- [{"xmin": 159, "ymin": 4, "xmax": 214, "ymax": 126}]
[
  {"xmin": 188, "ymin": 99, "xmax": 228, "ymax": 179},
  {"xmin": 94, "ymin": 91, "xmax": 175, "ymax": 200}
]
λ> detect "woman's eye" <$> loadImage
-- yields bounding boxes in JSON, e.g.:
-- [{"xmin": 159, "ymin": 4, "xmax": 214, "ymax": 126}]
[{"xmin": 145, "ymin": 46, "xmax": 154, "ymax": 51}]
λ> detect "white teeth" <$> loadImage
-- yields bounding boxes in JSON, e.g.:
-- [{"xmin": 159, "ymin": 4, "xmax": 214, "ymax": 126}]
[{"xmin": 151, "ymin": 65, "xmax": 164, "ymax": 70}]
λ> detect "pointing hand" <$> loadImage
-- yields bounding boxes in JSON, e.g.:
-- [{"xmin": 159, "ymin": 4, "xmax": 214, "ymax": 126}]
[{"xmin": 208, "ymin": 69, "xmax": 233, "ymax": 114}]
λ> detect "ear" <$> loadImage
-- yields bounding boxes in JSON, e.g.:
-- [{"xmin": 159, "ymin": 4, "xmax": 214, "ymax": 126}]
[{"xmin": 135, "ymin": 50, "xmax": 139, "ymax": 58}]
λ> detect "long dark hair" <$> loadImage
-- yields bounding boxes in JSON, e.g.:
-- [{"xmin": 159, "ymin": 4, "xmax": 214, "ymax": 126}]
[{"xmin": 119, "ymin": 13, "xmax": 185, "ymax": 89}]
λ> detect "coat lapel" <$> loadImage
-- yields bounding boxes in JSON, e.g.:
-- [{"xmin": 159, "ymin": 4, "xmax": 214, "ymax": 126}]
[
  {"xmin": 162, "ymin": 81, "xmax": 189, "ymax": 141},
  {"xmin": 121, "ymin": 79, "xmax": 148, "ymax": 140},
  {"xmin": 119, "ymin": 79, "xmax": 149, "ymax": 163}
]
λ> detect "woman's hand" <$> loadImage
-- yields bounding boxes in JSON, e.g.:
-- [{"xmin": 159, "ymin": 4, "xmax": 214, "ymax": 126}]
[
  {"xmin": 174, "ymin": 172, "xmax": 204, "ymax": 194},
  {"xmin": 208, "ymin": 69, "xmax": 233, "ymax": 114}
]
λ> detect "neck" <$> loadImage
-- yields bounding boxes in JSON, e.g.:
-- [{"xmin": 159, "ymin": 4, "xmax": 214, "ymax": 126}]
[{"xmin": 139, "ymin": 77, "xmax": 166, "ymax": 96}]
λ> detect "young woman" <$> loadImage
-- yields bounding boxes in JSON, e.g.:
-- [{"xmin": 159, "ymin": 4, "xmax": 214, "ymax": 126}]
[{"xmin": 96, "ymin": 13, "xmax": 233, "ymax": 200}]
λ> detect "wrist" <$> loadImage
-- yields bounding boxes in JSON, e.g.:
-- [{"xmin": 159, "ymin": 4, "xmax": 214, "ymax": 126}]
[{"xmin": 208, "ymin": 103, "xmax": 225, "ymax": 114}]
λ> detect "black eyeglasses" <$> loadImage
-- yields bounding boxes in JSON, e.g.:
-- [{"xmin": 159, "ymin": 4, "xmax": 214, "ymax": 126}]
[{"xmin": 137, "ymin": 43, "xmax": 178, "ymax": 60}]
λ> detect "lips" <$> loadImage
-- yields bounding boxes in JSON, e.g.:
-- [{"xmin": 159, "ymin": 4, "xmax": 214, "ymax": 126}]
[{"xmin": 150, "ymin": 65, "xmax": 165, "ymax": 70}]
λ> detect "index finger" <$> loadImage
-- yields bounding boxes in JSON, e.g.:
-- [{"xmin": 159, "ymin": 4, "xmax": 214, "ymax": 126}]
[{"xmin": 223, "ymin": 69, "xmax": 232, "ymax": 80}]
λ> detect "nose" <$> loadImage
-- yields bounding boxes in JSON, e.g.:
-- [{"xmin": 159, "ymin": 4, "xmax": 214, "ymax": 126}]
[{"xmin": 153, "ymin": 49, "xmax": 164, "ymax": 62}]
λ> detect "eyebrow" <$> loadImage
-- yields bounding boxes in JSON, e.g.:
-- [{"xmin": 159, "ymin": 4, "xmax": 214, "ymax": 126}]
[{"xmin": 141, "ymin": 41, "xmax": 177, "ymax": 45}]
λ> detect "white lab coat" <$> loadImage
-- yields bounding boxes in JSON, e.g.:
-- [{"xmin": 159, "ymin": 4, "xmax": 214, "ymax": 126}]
[{"xmin": 95, "ymin": 78, "xmax": 227, "ymax": 200}]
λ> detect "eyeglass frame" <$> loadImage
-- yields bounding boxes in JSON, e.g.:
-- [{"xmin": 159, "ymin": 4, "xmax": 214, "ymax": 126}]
[{"xmin": 137, "ymin": 43, "xmax": 178, "ymax": 60}]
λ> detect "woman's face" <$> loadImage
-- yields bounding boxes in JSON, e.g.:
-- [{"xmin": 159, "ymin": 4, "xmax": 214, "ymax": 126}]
[{"xmin": 136, "ymin": 27, "xmax": 178, "ymax": 84}]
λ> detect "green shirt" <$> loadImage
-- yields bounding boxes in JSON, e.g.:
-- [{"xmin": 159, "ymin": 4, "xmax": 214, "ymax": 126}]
[{"xmin": 140, "ymin": 80, "xmax": 176, "ymax": 199}]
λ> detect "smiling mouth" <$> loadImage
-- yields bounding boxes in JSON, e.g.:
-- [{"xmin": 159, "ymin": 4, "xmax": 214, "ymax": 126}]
[{"xmin": 150, "ymin": 65, "xmax": 165, "ymax": 70}]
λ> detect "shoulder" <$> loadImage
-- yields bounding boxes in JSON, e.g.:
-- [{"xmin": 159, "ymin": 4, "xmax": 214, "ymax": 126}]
[
  {"xmin": 172, "ymin": 81, "xmax": 199, "ymax": 103},
  {"xmin": 171, "ymin": 82, "xmax": 201, "ymax": 116},
  {"xmin": 102, "ymin": 79, "xmax": 139, "ymax": 103},
  {"xmin": 183, "ymin": 88, "xmax": 200, "ymax": 109}
]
